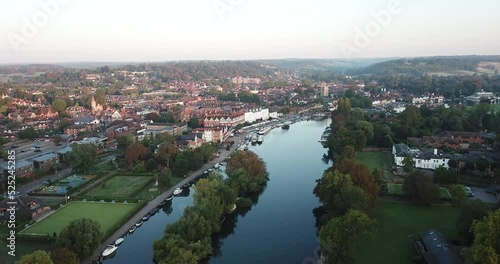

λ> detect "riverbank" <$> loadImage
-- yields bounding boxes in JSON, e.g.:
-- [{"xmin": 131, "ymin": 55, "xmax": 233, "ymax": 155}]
[{"xmin": 88, "ymin": 132, "xmax": 248, "ymax": 263}]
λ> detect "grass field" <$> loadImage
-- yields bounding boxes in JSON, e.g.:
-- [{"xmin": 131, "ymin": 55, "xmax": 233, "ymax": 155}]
[
  {"xmin": 21, "ymin": 202, "xmax": 140, "ymax": 236},
  {"xmin": 355, "ymin": 201, "xmax": 460, "ymax": 264},
  {"xmin": 85, "ymin": 176, "xmax": 152, "ymax": 198},
  {"xmin": 356, "ymin": 151, "xmax": 393, "ymax": 172},
  {"xmin": 387, "ymin": 183, "xmax": 451, "ymax": 199}
]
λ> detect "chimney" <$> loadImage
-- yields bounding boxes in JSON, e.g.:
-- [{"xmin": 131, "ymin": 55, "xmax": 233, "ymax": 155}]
[{"xmin": 434, "ymin": 149, "xmax": 438, "ymax": 155}]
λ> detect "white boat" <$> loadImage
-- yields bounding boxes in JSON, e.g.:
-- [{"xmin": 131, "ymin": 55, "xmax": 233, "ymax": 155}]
[
  {"xmin": 141, "ymin": 214, "xmax": 150, "ymax": 221},
  {"xmin": 229, "ymin": 204, "xmax": 237, "ymax": 213},
  {"xmin": 173, "ymin": 188, "xmax": 182, "ymax": 195},
  {"xmin": 128, "ymin": 226, "xmax": 136, "ymax": 233},
  {"xmin": 114, "ymin": 237, "xmax": 124, "ymax": 246},
  {"xmin": 258, "ymin": 127, "xmax": 271, "ymax": 135},
  {"xmin": 257, "ymin": 135, "xmax": 263, "ymax": 144},
  {"xmin": 135, "ymin": 220, "xmax": 143, "ymax": 227},
  {"xmin": 165, "ymin": 195, "xmax": 173, "ymax": 201},
  {"xmin": 102, "ymin": 245, "xmax": 118, "ymax": 257},
  {"xmin": 214, "ymin": 163, "xmax": 221, "ymax": 169}
]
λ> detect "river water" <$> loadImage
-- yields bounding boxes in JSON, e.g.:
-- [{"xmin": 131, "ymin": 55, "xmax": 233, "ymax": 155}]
[{"xmin": 103, "ymin": 119, "xmax": 330, "ymax": 264}]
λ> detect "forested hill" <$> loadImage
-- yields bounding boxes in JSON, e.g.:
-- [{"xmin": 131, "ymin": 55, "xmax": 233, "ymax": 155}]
[{"xmin": 350, "ymin": 55, "xmax": 500, "ymax": 76}]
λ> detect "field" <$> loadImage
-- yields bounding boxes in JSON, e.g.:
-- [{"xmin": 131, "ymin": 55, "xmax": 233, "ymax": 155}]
[
  {"xmin": 387, "ymin": 183, "xmax": 451, "ymax": 199},
  {"xmin": 21, "ymin": 202, "xmax": 140, "ymax": 236},
  {"xmin": 355, "ymin": 201, "xmax": 460, "ymax": 264},
  {"xmin": 356, "ymin": 151, "xmax": 393, "ymax": 172},
  {"xmin": 84, "ymin": 176, "xmax": 153, "ymax": 198}
]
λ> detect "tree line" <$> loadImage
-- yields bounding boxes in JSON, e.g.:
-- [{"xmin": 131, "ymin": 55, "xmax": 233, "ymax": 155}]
[{"xmin": 153, "ymin": 150, "xmax": 269, "ymax": 263}]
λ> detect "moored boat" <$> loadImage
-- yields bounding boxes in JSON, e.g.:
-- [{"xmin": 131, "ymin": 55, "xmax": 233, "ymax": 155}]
[
  {"xmin": 135, "ymin": 220, "xmax": 143, "ymax": 227},
  {"xmin": 102, "ymin": 245, "xmax": 118, "ymax": 257},
  {"xmin": 141, "ymin": 214, "xmax": 150, "ymax": 221},
  {"xmin": 128, "ymin": 226, "xmax": 136, "ymax": 234},
  {"xmin": 173, "ymin": 188, "xmax": 182, "ymax": 195},
  {"xmin": 114, "ymin": 237, "xmax": 124, "ymax": 246},
  {"xmin": 165, "ymin": 194, "xmax": 173, "ymax": 201}
]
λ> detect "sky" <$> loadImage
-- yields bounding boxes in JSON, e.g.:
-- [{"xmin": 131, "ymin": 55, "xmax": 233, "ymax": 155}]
[{"xmin": 1, "ymin": 0, "xmax": 499, "ymax": 63}]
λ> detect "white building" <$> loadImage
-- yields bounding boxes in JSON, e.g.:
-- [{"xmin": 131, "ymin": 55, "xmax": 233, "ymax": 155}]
[
  {"xmin": 392, "ymin": 144, "xmax": 451, "ymax": 170},
  {"xmin": 244, "ymin": 108, "xmax": 269, "ymax": 123}
]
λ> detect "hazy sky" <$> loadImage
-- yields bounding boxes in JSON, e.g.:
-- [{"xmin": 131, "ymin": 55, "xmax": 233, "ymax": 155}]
[{"xmin": 1, "ymin": 0, "xmax": 499, "ymax": 63}]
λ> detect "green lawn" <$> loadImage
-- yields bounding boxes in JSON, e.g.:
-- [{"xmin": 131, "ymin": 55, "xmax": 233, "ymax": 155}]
[
  {"xmin": 85, "ymin": 176, "xmax": 153, "ymax": 198},
  {"xmin": 387, "ymin": 183, "xmax": 451, "ymax": 199},
  {"xmin": 21, "ymin": 202, "xmax": 140, "ymax": 236},
  {"xmin": 357, "ymin": 151, "xmax": 392, "ymax": 172},
  {"xmin": 356, "ymin": 201, "xmax": 460, "ymax": 264}
]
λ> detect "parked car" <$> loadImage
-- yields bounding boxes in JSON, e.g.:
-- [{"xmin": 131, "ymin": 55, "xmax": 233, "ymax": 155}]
[{"xmin": 464, "ymin": 186, "xmax": 474, "ymax": 197}]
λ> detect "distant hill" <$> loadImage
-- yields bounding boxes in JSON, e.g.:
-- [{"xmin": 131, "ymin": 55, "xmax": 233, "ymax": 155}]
[
  {"xmin": 350, "ymin": 55, "xmax": 500, "ymax": 76},
  {"xmin": 263, "ymin": 58, "xmax": 395, "ymax": 72}
]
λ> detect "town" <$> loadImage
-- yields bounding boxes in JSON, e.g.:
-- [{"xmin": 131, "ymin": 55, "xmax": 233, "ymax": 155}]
[{"xmin": 0, "ymin": 57, "xmax": 499, "ymax": 264}]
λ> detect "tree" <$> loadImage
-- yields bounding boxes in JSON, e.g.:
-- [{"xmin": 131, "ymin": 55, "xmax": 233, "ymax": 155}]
[
  {"xmin": 475, "ymin": 158, "xmax": 490, "ymax": 173},
  {"xmin": 319, "ymin": 210, "xmax": 377, "ymax": 264},
  {"xmin": 145, "ymin": 158, "xmax": 157, "ymax": 172},
  {"xmin": 19, "ymin": 250, "xmax": 53, "ymax": 264},
  {"xmin": 50, "ymin": 248, "xmax": 79, "ymax": 264},
  {"xmin": 53, "ymin": 135, "xmax": 62, "ymax": 146},
  {"xmin": 338, "ymin": 146, "xmax": 356, "ymax": 163},
  {"xmin": 333, "ymin": 159, "xmax": 379, "ymax": 208},
  {"xmin": 155, "ymin": 142, "xmax": 179, "ymax": 167},
  {"xmin": 314, "ymin": 170, "xmax": 368, "ymax": 218},
  {"xmin": 52, "ymin": 99, "xmax": 67, "ymax": 113},
  {"xmin": 116, "ymin": 135, "xmax": 133, "ymax": 155},
  {"xmin": 18, "ymin": 127, "xmax": 38, "ymax": 140},
  {"xmin": 188, "ymin": 117, "xmax": 200, "ymax": 129},
  {"xmin": 226, "ymin": 150, "xmax": 268, "ymax": 178},
  {"xmin": 67, "ymin": 144, "xmax": 97, "ymax": 173},
  {"xmin": 153, "ymin": 234, "xmax": 201, "ymax": 264},
  {"xmin": 449, "ymin": 184, "xmax": 468, "ymax": 205},
  {"xmin": 158, "ymin": 168, "xmax": 172, "ymax": 188},
  {"xmin": 433, "ymin": 166, "xmax": 458, "ymax": 185},
  {"xmin": 281, "ymin": 106, "xmax": 290, "ymax": 115},
  {"xmin": 456, "ymin": 200, "xmax": 490, "ymax": 246},
  {"xmin": 468, "ymin": 210, "xmax": 500, "ymax": 264},
  {"xmin": 355, "ymin": 121, "xmax": 374, "ymax": 141},
  {"xmin": 132, "ymin": 163, "xmax": 145, "ymax": 173},
  {"xmin": 173, "ymin": 158, "xmax": 190, "ymax": 177},
  {"xmin": 57, "ymin": 218, "xmax": 103, "ymax": 259},
  {"xmin": 402, "ymin": 155, "xmax": 415, "ymax": 173},
  {"xmin": 124, "ymin": 143, "xmax": 148, "ymax": 166},
  {"xmin": 448, "ymin": 159, "xmax": 458, "ymax": 170},
  {"xmin": 228, "ymin": 168, "xmax": 268, "ymax": 197},
  {"xmin": 403, "ymin": 171, "xmax": 440, "ymax": 205}
]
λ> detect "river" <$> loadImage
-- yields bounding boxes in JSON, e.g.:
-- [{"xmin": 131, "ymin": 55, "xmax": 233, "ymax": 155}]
[{"xmin": 102, "ymin": 119, "xmax": 330, "ymax": 264}]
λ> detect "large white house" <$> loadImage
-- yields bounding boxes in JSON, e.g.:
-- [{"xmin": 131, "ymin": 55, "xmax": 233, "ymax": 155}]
[
  {"xmin": 244, "ymin": 108, "xmax": 269, "ymax": 123},
  {"xmin": 392, "ymin": 144, "xmax": 451, "ymax": 170}
]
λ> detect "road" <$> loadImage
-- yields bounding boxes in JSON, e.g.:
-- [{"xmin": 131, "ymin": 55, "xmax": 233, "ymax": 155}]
[
  {"xmin": 1, "ymin": 140, "xmax": 72, "ymax": 169},
  {"xmin": 88, "ymin": 129, "xmax": 253, "ymax": 263}
]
